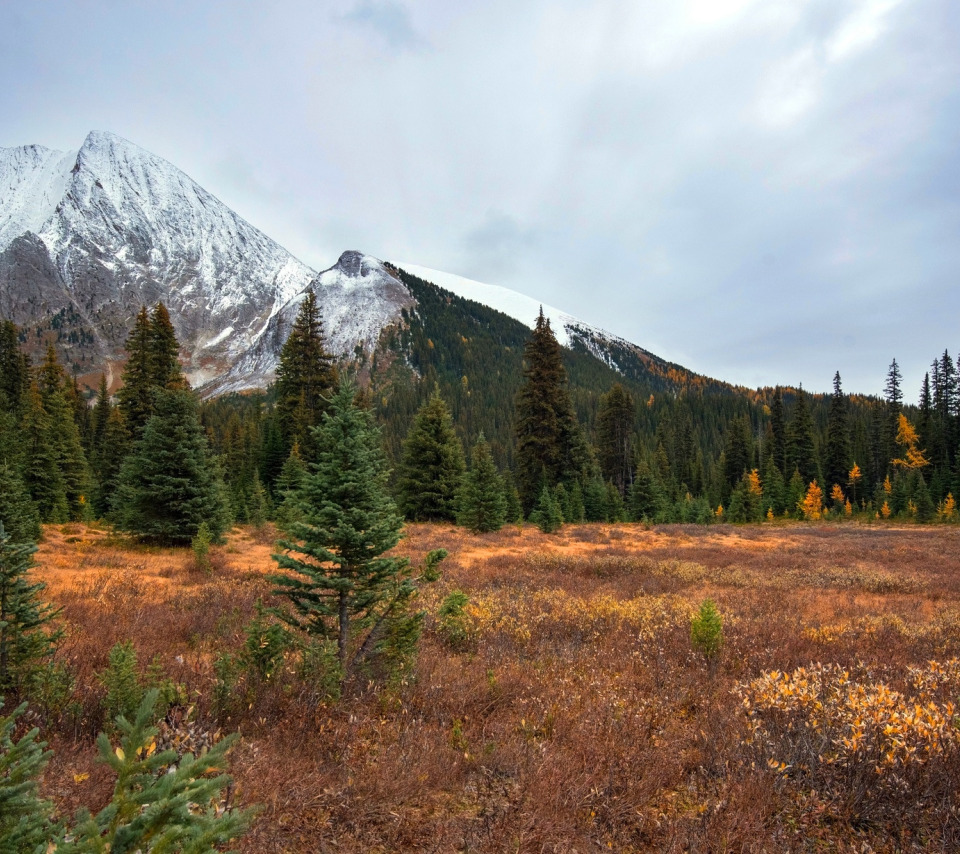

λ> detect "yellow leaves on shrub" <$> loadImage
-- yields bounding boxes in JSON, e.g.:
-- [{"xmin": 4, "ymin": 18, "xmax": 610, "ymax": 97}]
[
  {"xmin": 462, "ymin": 588, "xmax": 694, "ymax": 644},
  {"xmin": 739, "ymin": 661, "xmax": 960, "ymax": 801}
]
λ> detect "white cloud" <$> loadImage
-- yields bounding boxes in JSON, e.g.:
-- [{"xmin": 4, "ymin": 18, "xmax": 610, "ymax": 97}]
[{"xmin": 827, "ymin": 0, "xmax": 904, "ymax": 61}]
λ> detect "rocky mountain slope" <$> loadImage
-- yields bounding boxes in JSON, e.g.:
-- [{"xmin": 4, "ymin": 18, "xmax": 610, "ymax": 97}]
[
  {"xmin": 0, "ymin": 131, "xmax": 315, "ymax": 387},
  {"xmin": 0, "ymin": 131, "xmax": 713, "ymax": 398}
]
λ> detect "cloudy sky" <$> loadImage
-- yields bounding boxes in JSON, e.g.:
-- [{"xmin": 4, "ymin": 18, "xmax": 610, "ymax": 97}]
[{"xmin": 2, "ymin": 0, "xmax": 958, "ymax": 396}]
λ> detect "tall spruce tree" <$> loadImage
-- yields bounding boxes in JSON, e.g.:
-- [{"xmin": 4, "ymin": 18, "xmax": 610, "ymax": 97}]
[
  {"xmin": 457, "ymin": 432, "xmax": 507, "ymax": 533},
  {"xmin": 0, "ymin": 320, "xmax": 29, "ymax": 415},
  {"xmin": 275, "ymin": 289, "xmax": 336, "ymax": 457},
  {"xmin": 596, "ymin": 383, "xmax": 635, "ymax": 496},
  {"xmin": 722, "ymin": 415, "xmax": 754, "ymax": 492},
  {"xmin": 92, "ymin": 407, "xmax": 130, "ymax": 519},
  {"xmin": 20, "ymin": 383, "xmax": 69, "ymax": 524},
  {"xmin": 117, "ymin": 307, "xmax": 155, "ymax": 437},
  {"xmin": 148, "ymin": 302, "xmax": 184, "ymax": 389},
  {"xmin": 38, "ymin": 374, "xmax": 93, "ymax": 522},
  {"xmin": 787, "ymin": 389, "xmax": 819, "ymax": 486},
  {"xmin": 111, "ymin": 388, "xmax": 230, "ymax": 545},
  {"xmin": 270, "ymin": 383, "xmax": 445, "ymax": 679},
  {"xmin": 769, "ymin": 387, "xmax": 787, "ymax": 476},
  {"xmin": 514, "ymin": 309, "xmax": 589, "ymax": 513},
  {"xmin": 0, "ymin": 465, "xmax": 41, "ymax": 544},
  {"xmin": 0, "ymin": 524, "xmax": 61, "ymax": 694},
  {"xmin": 396, "ymin": 388, "xmax": 466, "ymax": 522},
  {"xmin": 824, "ymin": 371, "xmax": 852, "ymax": 493}
]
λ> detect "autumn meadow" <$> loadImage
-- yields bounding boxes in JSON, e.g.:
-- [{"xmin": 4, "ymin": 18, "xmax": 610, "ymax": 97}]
[{"xmin": 18, "ymin": 519, "xmax": 960, "ymax": 853}]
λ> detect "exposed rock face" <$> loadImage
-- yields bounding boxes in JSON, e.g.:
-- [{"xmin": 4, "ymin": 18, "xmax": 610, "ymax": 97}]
[
  {"xmin": 0, "ymin": 131, "xmax": 316, "ymax": 387},
  {"xmin": 210, "ymin": 251, "xmax": 415, "ymax": 394}
]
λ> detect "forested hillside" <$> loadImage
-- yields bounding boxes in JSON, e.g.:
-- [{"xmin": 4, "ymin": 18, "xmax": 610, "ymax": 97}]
[{"xmin": 1, "ymin": 277, "xmax": 957, "ymax": 537}]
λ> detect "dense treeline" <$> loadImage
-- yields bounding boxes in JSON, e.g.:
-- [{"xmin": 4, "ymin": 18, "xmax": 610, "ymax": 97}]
[{"xmin": 1, "ymin": 284, "xmax": 958, "ymax": 537}]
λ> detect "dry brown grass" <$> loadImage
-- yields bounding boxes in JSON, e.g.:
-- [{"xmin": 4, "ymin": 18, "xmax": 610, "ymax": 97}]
[{"xmin": 21, "ymin": 521, "xmax": 960, "ymax": 851}]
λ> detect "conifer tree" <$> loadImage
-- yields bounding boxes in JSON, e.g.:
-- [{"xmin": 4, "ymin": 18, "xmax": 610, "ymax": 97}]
[
  {"xmin": 0, "ymin": 689, "xmax": 252, "ymax": 851},
  {"xmin": 824, "ymin": 371, "xmax": 852, "ymax": 494},
  {"xmin": 91, "ymin": 374, "xmax": 111, "ymax": 454},
  {"xmin": 270, "ymin": 383, "xmax": 445, "ymax": 679},
  {"xmin": 502, "ymin": 470, "xmax": 523, "ymax": 525},
  {"xmin": 112, "ymin": 388, "xmax": 230, "ymax": 545},
  {"xmin": 40, "ymin": 380, "xmax": 93, "ymax": 521},
  {"xmin": 627, "ymin": 460, "xmax": 663, "ymax": 522},
  {"xmin": 761, "ymin": 456, "xmax": 787, "ymax": 516},
  {"xmin": 275, "ymin": 289, "xmax": 336, "ymax": 456},
  {"xmin": 787, "ymin": 389, "xmax": 819, "ymax": 486},
  {"xmin": 567, "ymin": 481, "xmax": 586, "ymax": 523},
  {"xmin": 786, "ymin": 469, "xmax": 806, "ymax": 518},
  {"xmin": 529, "ymin": 483, "xmax": 564, "ymax": 533},
  {"xmin": 0, "ymin": 525, "xmax": 61, "ymax": 694},
  {"xmin": 274, "ymin": 442, "xmax": 308, "ymax": 532},
  {"xmin": 604, "ymin": 481, "xmax": 625, "ymax": 522},
  {"xmin": 723, "ymin": 415, "xmax": 754, "ymax": 490},
  {"xmin": 769, "ymin": 387, "xmax": 787, "ymax": 476},
  {"xmin": 0, "ymin": 465, "xmax": 41, "ymax": 544},
  {"xmin": 396, "ymin": 388, "xmax": 466, "ymax": 522},
  {"xmin": 0, "ymin": 320, "xmax": 29, "ymax": 415},
  {"xmin": 596, "ymin": 383, "xmax": 635, "ymax": 496},
  {"xmin": 148, "ymin": 302, "xmax": 184, "ymax": 389},
  {"xmin": 457, "ymin": 432, "xmax": 507, "ymax": 533},
  {"xmin": 514, "ymin": 309, "xmax": 589, "ymax": 512},
  {"xmin": 91, "ymin": 408, "xmax": 129, "ymax": 519},
  {"xmin": 117, "ymin": 307, "xmax": 155, "ymax": 437},
  {"xmin": 20, "ymin": 384, "xmax": 69, "ymax": 524},
  {"xmin": 582, "ymin": 474, "xmax": 609, "ymax": 522},
  {"xmin": 0, "ymin": 696, "xmax": 59, "ymax": 849}
]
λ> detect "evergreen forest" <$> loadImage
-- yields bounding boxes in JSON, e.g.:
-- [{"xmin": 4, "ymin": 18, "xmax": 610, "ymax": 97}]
[{"xmin": 2, "ymin": 274, "xmax": 959, "ymax": 540}]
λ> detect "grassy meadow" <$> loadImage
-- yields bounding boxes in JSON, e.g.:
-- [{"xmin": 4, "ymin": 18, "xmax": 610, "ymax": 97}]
[{"xmin": 24, "ymin": 521, "xmax": 960, "ymax": 852}]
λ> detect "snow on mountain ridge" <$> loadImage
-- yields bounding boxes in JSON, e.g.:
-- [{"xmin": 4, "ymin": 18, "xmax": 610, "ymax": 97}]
[
  {"xmin": 395, "ymin": 262, "xmax": 608, "ymax": 348},
  {"xmin": 0, "ymin": 131, "xmax": 317, "ymax": 387},
  {"xmin": 0, "ymin": 144, "xmax": 74, "ymax": 250}
]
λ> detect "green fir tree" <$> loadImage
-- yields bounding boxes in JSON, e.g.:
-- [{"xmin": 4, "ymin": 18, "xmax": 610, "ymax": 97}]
[
  {"xmin": 112, "ymin": 388, "xmax": 230, "ymax": 545},
  {"xmin": 396, "ymin": 387, "xmax": 466, "ymax": 522},
  {"xmin": 514, "ymin": 309, "xmax": 589, "ymax": 513},
  {"xmin": 270, "ymin": 383, "xmax": 446, "ymax": 680},
  {"xmin": 0, "ymin": 465, "xmax": 41, "ymax": 544},
  {"xmin": 529, "ymin": 484, "xmax": 564, "ymax": 534},
  {"xmin": 457, "ymin": 432, "xmax": 507, "ymax": 533},
  {"xmin": 275, "ymin": 289, "xmax": 337, "ymax": 457},
  {"xmin": 0, "ymin": 525, "xmax": 61, "ymax": 695}
]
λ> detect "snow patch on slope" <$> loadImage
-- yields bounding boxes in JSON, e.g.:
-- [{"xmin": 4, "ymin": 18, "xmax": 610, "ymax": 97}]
[
  {"xmin": 312, "ymin": 251, "xmax": 414, "ymax": 355},
  {"xmin": 395, "ymin": 262, "xmax": 583, "ymax": 347}
]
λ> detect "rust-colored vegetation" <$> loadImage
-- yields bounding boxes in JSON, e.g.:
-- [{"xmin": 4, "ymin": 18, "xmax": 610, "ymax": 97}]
[{"xmin": 26, "ymin": 521, "xmax": 960, "ymax": 851}]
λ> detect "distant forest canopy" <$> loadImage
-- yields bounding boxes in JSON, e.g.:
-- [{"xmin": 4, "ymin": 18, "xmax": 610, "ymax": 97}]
[{"xmin": 1, "ymin": 272, "xmax": 958, "ymax": 531}]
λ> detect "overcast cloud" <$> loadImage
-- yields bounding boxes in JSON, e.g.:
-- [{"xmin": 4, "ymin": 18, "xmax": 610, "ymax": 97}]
[{"xmin": 1, "ymin": 0, "xmax": 958, "ymax": 396}]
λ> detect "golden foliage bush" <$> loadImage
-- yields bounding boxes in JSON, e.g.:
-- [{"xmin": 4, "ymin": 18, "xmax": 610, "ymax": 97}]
[{"xmin": 739, "ymin": 661, "xmax": 960, "ymax": 826}]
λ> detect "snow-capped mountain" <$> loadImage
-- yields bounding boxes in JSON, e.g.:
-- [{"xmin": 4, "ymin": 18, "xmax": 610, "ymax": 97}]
[
  {"xmin": 0, "ymin": 131, "xmax": 676, "ymax": 396},
  {"xmin": 213, "ymin": 250, "xmax": 414, "ymax": 394},
  {"xmin": 0, "ymin": 131, "xmax": 315, "ymax": 386}
]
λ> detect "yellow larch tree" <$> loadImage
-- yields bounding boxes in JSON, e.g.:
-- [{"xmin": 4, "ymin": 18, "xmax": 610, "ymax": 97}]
[
  {"xmin": 892, "ymin": 413, "xmax": 930, "ymax": 470},
  {"xmin": 799, "ymin": 480, "xmax": 824, "ymax": 521}
]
